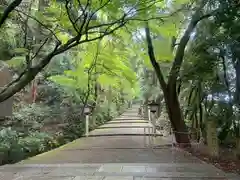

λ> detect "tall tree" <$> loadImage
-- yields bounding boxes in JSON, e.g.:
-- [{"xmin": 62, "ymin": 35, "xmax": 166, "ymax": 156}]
[
  {"xmin": 0, "ymin": 0, "xmax": 156, "ymax": 102},
  {"xmin": 144, "ymin": 1, "xmax": 240, "ymax": 145}
]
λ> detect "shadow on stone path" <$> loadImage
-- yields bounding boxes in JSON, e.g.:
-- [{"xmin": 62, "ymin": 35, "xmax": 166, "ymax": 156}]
[{"xmin": 0, "ymin": 105, "xmax": 237, "ymax": 179}]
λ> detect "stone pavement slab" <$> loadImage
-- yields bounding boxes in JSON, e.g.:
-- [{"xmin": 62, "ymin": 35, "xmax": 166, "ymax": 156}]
[
  {"xmin": 115, "ymin": 117, "xmax": 144, "ymax": 120},
  {"xmin": 100, "ymin": 123, "xmax": 151, "ymax": 128},
  {"xmin": 15, "ymin": 142, "xmax": 204, "ymax": 164},
  {"xmin": 88, "ymin": 127, "xmax": 151, "ymax": 136},
  {"xmin": 73, "ymin": 176, "xmax": 104, "ymax": 180},
  {"xmin": 0, "ymin": 163, "xmax": 229, "ymax": 179},
  {"xmin": 107, "ymin": 120, "xmax": 148, "ymax": 124}
]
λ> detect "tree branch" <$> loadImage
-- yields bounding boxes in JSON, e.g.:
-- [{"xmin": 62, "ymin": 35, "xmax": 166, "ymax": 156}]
[
  {"xmin": 0, "ymin": 43, "xmax": 60, "ymax": 102},
  {"xmin": 0, "ymin": 0, "xmax": 161, "ymax": 102},
  {"xmin": 145, "ymin": 23, "xmax": 167, "ymax": 92},
  {"xmin": 14, "ymin": 8, "xmax": 61, "ymax": 44},
  {"xmin": 65, "ymin": 0, "xmax": 80, "ymax": 33},
  {"xmin": 0, "ymin": 15, "xmax": 127, "ymax": 102},
  {"xmin": 168, "ymin": 3, "xmax": 240, "ymax": 87},
  {"xmin": 0, "ymin": 0, "xmax": 22, "ymax": 28}
]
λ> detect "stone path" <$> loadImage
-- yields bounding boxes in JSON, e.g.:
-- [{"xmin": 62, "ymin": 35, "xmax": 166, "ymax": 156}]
[{"xmin": 0, "ymin": 105, "xmax": 238, "ymax": 179}]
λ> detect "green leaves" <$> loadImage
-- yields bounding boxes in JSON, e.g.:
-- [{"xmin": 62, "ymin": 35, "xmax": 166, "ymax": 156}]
[
  {"xmin": 97, "ymin": 74, "xmax": 117, "ymax": 88},
  {"xmin": 6, "ymin": 56, "xmax": 26, "ymax": 68},
  {"xmin": 5, "ymin": 48, "xmax": 29, "ymax": 67},
  {"xmin": 48, "ymin": 75, "xmax": 77, "ymax": 88},
  {"xmin": 153, "ymin": 38, "xmax": 174, "ymax": 61},
  {"xmin": 48, "ymin": 33, "xmax": 139, "ymax": 103},
  {"xmin": 56, "ymin": 32, "xmax": 71, "ymax": 44},
  {"xmin": 13, "ymin": 48, "xmax": 28, "ymax": 55}
]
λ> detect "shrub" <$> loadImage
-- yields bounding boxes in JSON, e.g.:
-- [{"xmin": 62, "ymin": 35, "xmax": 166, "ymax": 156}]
[
  {"xmin": 0, "ymin": 128, "xmax": 23, "ymax": 164},
  {"xmin": 0, "ymin": 128, "xmax": 58, "ymax": 165},
  {"xmin": 5, "ymin": 104, "xmax": 54, "ymax": 133},
  {"xmin": 19, "ymin": 132, "xmax": 58, "ymax": 155},
  {"xmin": 13, "ymin": 104, "xmax": 52, "ymax": 122}
]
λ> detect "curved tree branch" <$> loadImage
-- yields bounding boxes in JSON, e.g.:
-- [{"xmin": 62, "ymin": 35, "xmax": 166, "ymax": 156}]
[
  {"xmin": 0, "ymin": 0, "xmax": 22, "ymax": 28},
  {"xmin": 168, "ymin": 3, "xmax": 240, "ymax": 87},
  {"xmin": 145, "ymin": 22, "xmax": 167, "ymax": 93},
  {"xmin": 0, "ymin": 16, "xmax": 127, "ymax": 102},
  {"xmin": 0, "ymin": 43, "xmax": 60, "ymax": 102},
  {"xmin": 0, "ymin": 0, "xmax": 162, "ymax": 102}
]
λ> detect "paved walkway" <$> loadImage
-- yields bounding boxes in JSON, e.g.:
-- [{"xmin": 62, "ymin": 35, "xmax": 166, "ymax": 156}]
[{"xmin": 0, "ymin": 105, "xmax": 238, "ymax": 179}]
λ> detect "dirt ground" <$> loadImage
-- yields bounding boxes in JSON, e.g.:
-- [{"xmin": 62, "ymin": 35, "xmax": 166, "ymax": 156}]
[{"xmin": 182, "ymin": 143, "xmax": 240, "ymax": 175}]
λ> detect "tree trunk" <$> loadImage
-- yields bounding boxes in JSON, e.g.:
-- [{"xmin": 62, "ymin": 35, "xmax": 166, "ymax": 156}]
[
  {"xmin": 31, "ymin": 79, "xmax": 37, "ymax": 103},
  {"xmin": 145, "ymin": 24, "xmax": 190, "ymax": 146},
  {"xmin": 206, "ymin": 120, "xmax": 219, "ymax": 157},
  {"xmin": 232, "ymin": 47, "xmax": 240, "ymax": 105},
  {"xmin": 164, "ymin": 89, "xmax": 190, "ymax": 146},
  {"xmin": 156, "ymin": 94, "xmax": 163, "ymax": 117}
]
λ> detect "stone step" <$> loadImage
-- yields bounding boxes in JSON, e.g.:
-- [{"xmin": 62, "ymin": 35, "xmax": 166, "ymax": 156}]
[
  {"xmin": 109, "ymin": 119, "xmax": 147, "ymax": 122},
  {"xmin": 83, "ymin": 133, "xmax": 163, "ymax": 137},
  {"xmin": 118, "ymin": 118, "xmax": 141, "ymax": 119},
  {"xmin": 96, "ymin": 126, "xmax": 153, "ymax": 129},
  {"xmin": 1, "ymin": 163, "xmax": 223, "ymax": 169},
  {"xmin": 119, "ymin": 117, "xmax": 140, "ymax": 119},
  {"xmin": 43, "ymin": 172, "xmax": 227, "ymax": 178},
  {"xmin": 114, "ymin": 119, "xmax": 145, "ymax": 121},
  {"xmin": 115, "ymin": 118, "xmax": 144, "ymax": 120},
  {"xmin": 1, "ymin": 163, "xmax": 227, "ymax": 179},
  {"xmin": 107, "ymin": 121, "xmax": 148, "ymax": 124},
  {"xmin": 106, "ymin": 121, "xmax": 148, "ymax": 125},
  {"xmin": 93, "ymin": 172, "xmax": 226, "ymax": 178}
]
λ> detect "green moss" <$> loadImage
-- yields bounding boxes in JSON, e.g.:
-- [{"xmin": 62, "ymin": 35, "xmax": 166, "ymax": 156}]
[{"xmin": 18, "ymin": 138, "xmax": 86, "ymax": 163}]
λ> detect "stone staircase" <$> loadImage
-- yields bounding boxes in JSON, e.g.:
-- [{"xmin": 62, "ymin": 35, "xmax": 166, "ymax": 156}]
[
  {"xmin": 0, "ymin": 163, "xmax": 233, "ymax": 180},
  {"xmin": 0, "ymin": 105, "xmax": 238, "ymax": 179}
]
